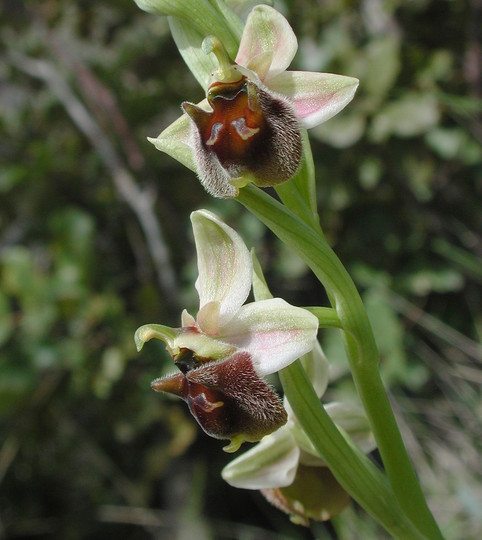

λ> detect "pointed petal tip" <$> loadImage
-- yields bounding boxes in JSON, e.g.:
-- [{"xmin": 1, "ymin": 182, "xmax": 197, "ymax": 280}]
[
  {"xmin": 134, "ymin": 323, "xmax": 179, "ymax": 353},
  {"xmin": 134, "ymin": 326, "xmax": 147, "ymax": 352}
]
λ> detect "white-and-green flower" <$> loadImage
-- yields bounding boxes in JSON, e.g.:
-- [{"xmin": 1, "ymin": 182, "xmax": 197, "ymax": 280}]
[
  {"xmin": 149, "ymin": 5, "xmax": 359, "ymax": 197},
  {"xmin": 222, "ymin": 262, "xmax": 376, "ymax": 524},
  {"xmin": 135, "ymin": 209, "xmax": 318, "ymax": 451},
  {"xmin": 222, "ymin": 342, "xmax": 377, "ymax": 524}
]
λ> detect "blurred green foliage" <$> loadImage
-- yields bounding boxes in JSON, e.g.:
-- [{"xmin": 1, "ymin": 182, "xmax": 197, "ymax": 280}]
[{"xmin": 0, "ymin": 0, "xmax": 480, "ymax": 538}]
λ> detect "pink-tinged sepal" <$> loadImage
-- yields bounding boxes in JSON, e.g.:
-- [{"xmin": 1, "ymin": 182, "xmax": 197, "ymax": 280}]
[
  {"xmin": 268, "ymin": 71, "xmax": 359, "ymax": 129},
  {"xmin": 191, "ymin": 209, "xmax": 252, "ymax": 327}
]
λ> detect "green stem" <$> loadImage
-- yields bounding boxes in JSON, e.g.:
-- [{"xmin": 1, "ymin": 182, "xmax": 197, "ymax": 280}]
[
  {"xmin": 280, "ymin": 361, "xmax": 427, "ymax": 540},
  {"xmin": 237, "ymin": 185, "xmax": 444, "ymax": 540},
  {"xmin": 303, "ymin": 307, "xmax": 343, "ymax": 329}
]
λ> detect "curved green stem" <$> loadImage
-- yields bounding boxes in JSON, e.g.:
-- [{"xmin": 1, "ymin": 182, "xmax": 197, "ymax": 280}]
[
  {"xmin": 237, "ymin": 184, "xmax": 444, "ymax": 540},
  {"xmin": 280, "ymin": 361, "xmax": 427, "ymax": 540},
  {"xmin": 303, "ymin": 307, "xmax": 343, "ymax": 329}
]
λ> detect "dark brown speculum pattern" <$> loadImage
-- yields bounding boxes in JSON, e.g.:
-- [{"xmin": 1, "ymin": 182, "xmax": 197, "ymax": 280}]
[
  {"xmin": 183, "ymin": 76, "xmax": 302, "ymax": 190},
  {"xmin": 203, "ymin": 79, "xmax": 268, "ymax": 166}
]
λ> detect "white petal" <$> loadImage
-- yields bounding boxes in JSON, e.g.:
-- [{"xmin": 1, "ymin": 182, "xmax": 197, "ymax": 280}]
[
  {"xmin": 221, "ymin": 427, "xmax": 299, "ymax": 489},
  {"xmin": 219, "ymin": 298, "xmax": 319, "ymax": 377},
  {"xmin": 191, "ymin": 210, "xmax": 252, "ymax": 329},
  {"xmin": 268, "ymin": 71, "xmax": 359, "ymax": 129},
  {"xmin": 235, "ymin": 5, "xmax": 297, "ymax": 80},
  {"xmin": 169, "ymin": 17, "xmax": 218, "ymax": 90},
  {"xmin": 181, "ymin": 309, "xmax": 196, "ymax": 328}
]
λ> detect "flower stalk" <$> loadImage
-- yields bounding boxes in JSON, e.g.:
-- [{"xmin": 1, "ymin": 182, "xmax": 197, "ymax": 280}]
[
  {"xmin": 237, "ymin": 184, "xmax": 444, "ymax": 539},
  {"xmin": 279, "ymin": 360, "xmax": 427, "ymax": 540},
  {"xmin": 134, "ymin": 1, "xmax": 445, "ymax": 536}
]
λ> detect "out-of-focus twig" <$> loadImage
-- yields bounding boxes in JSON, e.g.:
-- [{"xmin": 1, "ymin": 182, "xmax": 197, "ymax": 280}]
[
  {"xmin": 7, "ymin": 50, "xmax": 178, "ymax": 309},
  {"xmin": 386, "ymin": 290, "xmax": 482, "ymax": 363},
  {"xmin": 48, "ymin": 33, "xmax": 146, "ymax": 173}
]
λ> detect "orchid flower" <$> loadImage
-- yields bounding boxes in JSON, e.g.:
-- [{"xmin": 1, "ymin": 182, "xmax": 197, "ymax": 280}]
[
  {"xmin": 222, "ymin": 260, "xmax": 376, "ymax": 525},
  {"xmin": 135, "ymin": 209, "xmax": 318, "ymax": 452},
  {"xmin": 222, "ymin": 342, "xmax": 377, "ymax": 525},
  {"xmin": 149, "ymin": 5, "xmax": 359, "ymax": 198}
]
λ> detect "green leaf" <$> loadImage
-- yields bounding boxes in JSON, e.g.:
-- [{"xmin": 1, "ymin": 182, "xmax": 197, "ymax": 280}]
[
  {"xmin": 168, "ymin": 17, "xmax": 219, "ymax": 90},
  {"xmin": 135, "ymin": 0, "xmax": 240, "ymax": 59}
]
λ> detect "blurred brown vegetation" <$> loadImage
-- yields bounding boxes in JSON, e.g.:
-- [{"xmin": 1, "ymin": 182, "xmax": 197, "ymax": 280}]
[{"xmin": 0, "ymin": 0, "xmax": 481, "ymax": 538}]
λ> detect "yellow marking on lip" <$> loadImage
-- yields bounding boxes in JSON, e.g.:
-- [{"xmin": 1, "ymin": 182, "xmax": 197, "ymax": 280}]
[{"xmin": 200, "ymin": 394, "xmax": 224, "ymax": 412}]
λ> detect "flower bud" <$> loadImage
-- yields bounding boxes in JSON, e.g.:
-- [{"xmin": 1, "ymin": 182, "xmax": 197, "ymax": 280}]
[{"xmin": 261, "ymin": 464, "xmax": 350, "ymax": 526}]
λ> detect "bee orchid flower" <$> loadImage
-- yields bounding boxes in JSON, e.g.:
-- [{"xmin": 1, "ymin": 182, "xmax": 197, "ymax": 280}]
[
  {"xmin": 222, "ymin": 342, "xmax": 377, "ymax": 525},
  {"xmin": 135, "ymin": 209, "xmax": 319, "ymax": 451},
  {"xmin": 149, "ymin": 5, "xmax": 359, "ymax": 198},
  {"xmin": 221, "ymin": 255, "xmax": 376, "ymax": 525}
]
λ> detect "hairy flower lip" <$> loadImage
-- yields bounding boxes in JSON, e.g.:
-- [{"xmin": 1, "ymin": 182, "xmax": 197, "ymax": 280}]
[{"xmin": 150, "ymin": 351, "xmax": 288, "ymax": 449}]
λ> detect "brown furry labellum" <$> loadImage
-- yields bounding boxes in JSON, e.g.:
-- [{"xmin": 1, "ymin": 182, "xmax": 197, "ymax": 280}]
[
  {"xmin": 182, "ymin": 76, "xmax": 303, "ymax": 198},
  {"xmin": 151, "ymin": 351, "xmax": 287, "ymax": 448}
]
